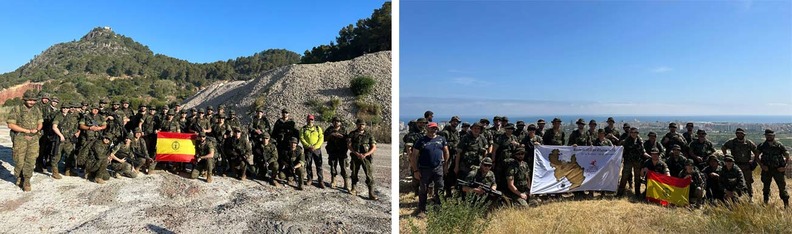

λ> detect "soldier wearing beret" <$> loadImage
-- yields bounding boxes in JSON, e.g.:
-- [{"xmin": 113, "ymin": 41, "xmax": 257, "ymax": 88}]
[
  {"xmin": 6, "ymin": 91, "xmax": 44, "ymax": 191},
  {"xmin": 721, "ymin": 128, "xmax": 758, "ymax": 200},
  {"xmin": 756, "ymin": 129, "xmax": 789, "ymax": 207}
]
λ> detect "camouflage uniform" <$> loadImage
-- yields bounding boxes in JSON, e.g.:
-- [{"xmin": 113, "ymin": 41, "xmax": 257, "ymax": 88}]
[
  {"xmin": 665, "ymin": 152, "xmax": 687, "ymax": 178},
  {"xmin": 84, "ymin": 137, "xmax": 111, "ymax": 183},
  {"xmin": 130, "ymin": 133, "xmax": 152, "ymax": 172},
  {"xmin": 324, "ymin": 124, "xmax": 349, "ymax": 187},
  {"xmin": 702, "ymin": 158, "xmax": 724, "ymax": 202},
  {"xmin": 211, "ymin": 117, "xmax": 230, "ymax": 176},
  {"xmin": 506, "ymin": 154, "xmax": 531, "ymax": 206},
  {"xmin": 279, "ymin": 142, "xmax": 305, "ymax": 189},
  {"xmin": 618, "ymin": 136, "xmax": 646, "ymax": 196},
  {"xmin": 248, "ymin": 112, "xmax": 272, "ymax": 138},
  {"xmin": 678, "ymin": 161, "xmax": 705, "ymax": 206},
  {"xmin": 719, "ymin": 159, "xmax": 746, "ymax": 202},
  {"xmin": 349, "ymin": 127, "xmax": 377, "ymax": 193},
  {"xmin": 141, "ymin": 110, "xmax": 158, "ymax": 159},
  {"xmin": 721, "ymin": 133, "xmax": 757, "ymax": 198},
  {"xmin": 52, "ymin": 109, "xmax": 80, "ymax": 177},
  {"xmin": 493, "ymin": 129, "xmax": 519, "ymax": 192},
  {"xmin": 689, "ymin": 137, "xmax": 716, "ymax": 169},
  {"xmin": 108, "ymin": 137, "xmax": 139, "ymax": 178},
  {"xmin": 190, "ymin": 136, "xmax": 216, "ymax": 182},
  {"xmin": 756, "ymin": 133, "xmax": 790, "ymax": 205},
  {"xmin": 439, "ymin": 118, "xmax": 461, "ymax": 197},
  {"xmin": 159, "ymin": 112, "xmax": 181, "ymax": 133},
  {"xmin": 568, "ymin": 120, "xmax": 590, "ymax": 146},
  {"xmin": 643, "ymin": 139, "xmax": 665, "ymax": 159},
  {"xmin": 77, "ymin": 111, "xmax": 106, "ymax": 168},
  {"xmin": 272, "ymin": 117, "xmax": 298, "ymax": 152},
  {"xmin": 225, "ymin": 130, "xmax": 253, "ymax": 180},
  {"xmin": 7, "ymin": 95, "xmax": 43, "ymax": 190},
  {"xmin": 592, "ymin": 138, "xmax": 612, "ymax": 146},
  {"xmin": 254, "ymin": 135, "xmax": 279, "ymax": 183},
  {"xmin": 463, "ymin": 165, "xmax": 497, "ymax": 202},
  {"xmin": 519, "ymin": 134, "xmax": 542, "ymax": 166},
  {"xmin": 456, "ymin": 131, "xmax": 489, "ymax": 182},
  {"xmin": 661, "ymin": 129, "xmax": 687, "ymax": 157},
  {"xmin": 542, "ymin": 129, "xmax": 565, "ymax": 146}
]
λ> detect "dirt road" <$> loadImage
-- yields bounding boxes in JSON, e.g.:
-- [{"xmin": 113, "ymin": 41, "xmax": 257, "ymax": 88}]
[{"xmin": 0, "ymin": 125, "xmax": 391, "ymax": 233}]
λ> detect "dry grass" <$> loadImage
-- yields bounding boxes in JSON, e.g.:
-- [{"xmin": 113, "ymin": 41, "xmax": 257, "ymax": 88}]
[{"xmin": 400, "ymin": 170, "xmax": 792, "ymax": 233}]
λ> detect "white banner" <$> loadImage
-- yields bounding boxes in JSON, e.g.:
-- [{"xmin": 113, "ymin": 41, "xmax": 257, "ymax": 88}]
[{"xmin": 530, "ymin": 145, "xmax": 623, "ymax": 194}]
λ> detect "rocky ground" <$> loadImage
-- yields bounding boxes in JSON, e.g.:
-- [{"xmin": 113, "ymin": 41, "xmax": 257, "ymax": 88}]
[{"xmin": 0, "ymin": 125, "xmax": 391, "ymax": 233}]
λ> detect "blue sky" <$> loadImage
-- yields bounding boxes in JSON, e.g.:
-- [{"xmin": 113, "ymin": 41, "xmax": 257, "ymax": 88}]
[
  {"xmin": 0, "ymin": 1, "xmax": 386, "ymax": 73},
  {"xmin": 400, "ymin": 0, "xmax": 792, "ymax": 116}
]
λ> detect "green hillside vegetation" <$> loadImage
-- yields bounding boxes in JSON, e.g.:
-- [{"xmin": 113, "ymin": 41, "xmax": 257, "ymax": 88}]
[{"xmin": 301, "ymin": 2, "xmax": 391, "ymax": 64}]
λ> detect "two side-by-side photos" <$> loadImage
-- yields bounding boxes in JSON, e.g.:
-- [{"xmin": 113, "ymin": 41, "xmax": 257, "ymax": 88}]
[{"xmin": 0, "ymin": 1, "xmax": 791, "ymax": 233}]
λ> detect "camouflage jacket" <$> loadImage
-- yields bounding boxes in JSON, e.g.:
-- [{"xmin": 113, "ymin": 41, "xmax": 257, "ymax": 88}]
[
  {"xmin": 642, "ymin": 160, "xmax": 669, "ymax": 174},
  {"xmin": 141, "ymin": 114, "xmax": 157, "ymax": 134},
  {"xmin": 255, "ymin": 142, "xmax": 278, "ymax": 165},
  {"xmin": 662, "ymin": 132, "xmax": 687, "ymax": 154},
  {"xmin": 348, "ymin": 130, "xmax": 376, "ymax": 154},
  {"xmin": 131, "ymin": 138, "xmax": 149, "ymax": 159},
  {"xmin": 494, "ymin": 134, "xmax": 519, "ymax": 163},
  {"xmin": 110, "ymin": 143, "xmax": 134, "ymax": 160},
  {"xmin": 7, "ymin": 104, "xmax": 43, "ymax": 137},
  {"xmin": 757, "ymin": 141, "xmax": 789, "ymax": 168},
  {"xmin": 689, "ymin": 140, "xmax": 716, "ymax": 159},
  {"xmin": 568, "ymin": 129, "xmax": 590, "ymax": 146},
  {"xmin": 542, "ymin": 129, "xmax": 565, "ymax": 146},
  {"xmin": 439, "ymin": 125, "xmax": 460, "ymax": 153},
  {"xmin": 665, "ymin": 155, "xmax": 687, "ymax": 178},
  {"xmin": 644, "ymin": 140, "xmax": 665, "ymax": 159},
  {"xmin": 457, "ymin": 132, "xmax": 488, "ymax": 171},
  {"xmin": 52, "ymin": 112, "xmax": 80, "ymax": 140},
  {"xmin": 719, "ymin": 166, "xmax": 745, "ymax": 191},
  {"xmin": 79, "ymin": 113, "xmax": 106, "ymax": 140},
  {"xmin": 159, "ymin": 118, "xmax": 181, "ymax": 132},
  {"xmin": 679, "ymin": 169, "xmax": 705, "ymax": 188},
  {"xmin": 248, "ymin": 116, "xmax": 272, "ymax": 137},
  {"xmin": 283, "ymin": 146, "xmax": 305, "ymax": 167},
  {"xmin": 621, "ymin": 136, "xmax": 646, "ymax": 163},
  {"xmin": 465, "ymin": 166, "xmax": 496, "ymax": 188},
  {"xmin": 592, "ymin": 138, "xmax": 613, "ymax": 146},
  {"xmin": 507, "ymin": 159, "xmax": 531, "ymax": 191},
  {"xmin": 195, "ymin": 139, "xmax": 215, "ymax": 159},
  {"xmin": 722, "ymin": 138, "xmax": 757, "ymax": 163}
]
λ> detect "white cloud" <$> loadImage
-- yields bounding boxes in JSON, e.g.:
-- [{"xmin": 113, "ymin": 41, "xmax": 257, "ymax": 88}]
[{"xmin": 650, "ymin": 66, "xmax": 673, "ymax": 73}]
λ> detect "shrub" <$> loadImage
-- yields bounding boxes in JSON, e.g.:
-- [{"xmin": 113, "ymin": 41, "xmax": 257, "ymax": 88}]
[
  {"xmin": 350, "ymin": 76, "xmax": 376, "ymax": 96},
  {"xmin": 408, "ymin": 196, "xmax": 490, "ymax": 234}
]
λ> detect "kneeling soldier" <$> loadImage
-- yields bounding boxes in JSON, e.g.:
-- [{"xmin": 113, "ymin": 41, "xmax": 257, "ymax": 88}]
[
  {"xmin": 679, "ymin": 159, "xmax": 705, "ymax": 207},
  {"xmin": 108, "ymin": 134, "xmax": 139, "ymax": 178},
  {"xmin": 255, "ymin": 133, "xmax": 279, "ymax": 186},
  {"xmin": 279, "ymin": 137, "xmax": 305, "ymax": 190},
  {"xmin": 85, "ymin": 134, "xmax": 112, "ymax": 184},
  {"xmin": 720, "ymin": 155, "xmax": 746, "ymax": 203},
  {"xmin": 190, "ymin": 131, "xmax": 215, "ymax": 183},
  {"xmin": 506, "ymin": 148, "xmax": 532, "ymax": 206}
]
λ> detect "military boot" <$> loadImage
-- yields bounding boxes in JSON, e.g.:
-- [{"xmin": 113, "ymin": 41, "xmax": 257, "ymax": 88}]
[
  {"xmin": 52, "ymin": 168, "xmax": 62, "ymax": 179},
  {"xmin": 319, "ymin": 179, "xmax": 326, "ymax": 189},
  {"xmin": 368, "ymin": 185, "xmax": 378, "ymax": 200},
  {"xmin": 271, "ymin": 178, "xmax": 280, "ymax": 187},
  {"xmin": 95, "ymin": 178, "xmax": 105, "ymax": 184},
  {"xmin": 783, "ymin": 198, "xmax": 789, "ymax": 209},
  {"xmin": 207, "ymin": 173, "xmax": 213, "ymax": 183},
  {"xmin": 22, "ymin": 179, "xmax": 31, "ymax": 192},
  {"xmin": 64, "ymin": 169, "xmax": 72, "ymax": 177},
  {"xmin": 15, "ymin": 177, "xmax": 21, "ymax": 186},
  {"xmin": 343, "ymin": 178, "xmax": 350, "ymax": 191},
  {"xmin": 350, "ymin": 184, "xmax": 357, "ymax": 196},
  {"xmin": 240, "ymin": 170, "xmax": 247, "ymax": 181},
  {"xmin": 764, "ymin": 194, "xmax": 770, "ymax": 204},
  {"xmin": 330, "ymin": 176, "xmax": 336, "ymax": 188}
]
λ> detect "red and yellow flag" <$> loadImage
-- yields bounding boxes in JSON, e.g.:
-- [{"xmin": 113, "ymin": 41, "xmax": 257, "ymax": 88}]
[
  {"xmin": 646, "ymin": 171, "xmax": 691, "ymax": 207},
  {"xmin": 155, "ymin": 132, "xmax": 196, "ymax": 163}
]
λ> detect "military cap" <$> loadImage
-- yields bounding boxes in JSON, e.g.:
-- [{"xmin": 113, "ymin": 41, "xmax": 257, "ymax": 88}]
[
  {"xmin": 493, "ymin": 116, "xmax": 502, "ymax": 121},
  {"xmin": 472, "ymin": 122, "xmax": 485, "ymax": 129},
  {"xmin": 552, "ymin": 118, "xmax": 562, "ymax": 123},
  {"xmin": 134, "ymin": 128, "xmax": 143, "ymax": 133},
  {"xmin": 724, "ymin": 156, "xmax": 735, "ymax": 162},
  {"xmin": 198, "ymin": 108, "xmax": 205, "ymax": 113},
  {"xmin": 51, "ymin": 96, "xmax": 60, "ymax": 102},
  {"xmin": 162, "ymin": 105, "xmax": 170, "ymax": 110},
  {"xmin": 461, "ymin": 122, "xmax": 471, "ymax": 128},
  {"xmin": 190, "ymin": 108, "xmax": 197, "ymax": 112},
  {"xmin": 686, "ymin": 122, "xmax": 694, "ymax": 127},
  {"xmin": 356, "ymin": 119, "xmax": 366, "ymax": 125},
  {"xmin": 669, "ymin": 122, "xmax": 678, "ymax": 128},
  {"xmin": 217, "ymin": 113, "xmax": 226, "ymax": 118},
  {"xmin": 22, "ymin": 91, "xmax": 38, "ymax": 100},
  {"xmin": 735, "ymin": 128, "xmax": 745, "ymax": 134},
  {"xmin": 696, "ymin": 129, "xmax": 707, "ymax": 135},
  {"xmin": 207, "ymin": 106, "xmax": 214, "ymax": 110},
  {"xmin": 81, "ymin": 101, "xmax": 89, "ymax": 106},
  {"xmin": 179, "ymin": 110, "xmax": 186, "ymax": 115},
  {"xmin": 501, "ymin": 116, "xmax": 509, "ymax": 122},
  {"xmin": 764, "ymin": 129, "xmax": 774, "ymax": 135},
  {"xmin": 40, "ymin": 92, "xmax": 51, "ymax": 99},
  {"xmin": 262, "ymin": 132, "xmax": 271, "ymax": 139},
  {"xmin": 218, "ymin": 104, "xmax": 226, "ymax": 110},
  {"xmin": 685, "ymin": 159, "xmax": 695, "ymax": 166},
  {"xmin": 576, "ymin": 118, "xmax": 586, "ymax": 125},
  {"xmin": 125, "ymin": 133, "xmax": 134, "ymax": 140},
  {"xmin": 122, "ymin": 99, "xmax": 129, "ymax": 104},
  {"xmin": 229, "ymin": 110, "xmax": 236, "ymax": 115},
  {"xmin": 504, "ymin": 123, "xmax": 515, "ymax": 130},
  {"xmin": 60, "ymin": 102, "xmax": 70, "ymax": 109},
  {"xmin": 90, "ymin": 104, "xmax": 100, "ymax": 110},
  {"xmin": 479, "ymin": 118, "xmax": 490, "ymax": 124},
  {"xmin": 416, "ymin": 118, "xmax": 428, "ymax": 123},
  {"xmin": 112, "ymin": 100, "xmax": 121, "ymax": 105},
  {"xmin": 424, "ymin": 110, "xmax": 434, "ymax": 117},
  {"xmin": 175, "ymin": 103, "xmax": 181, "ymax": 107},
  {"xmin": 516, "ymin": 121, "xmax": 525, "ymax": 126},
  {"xmin": 166, "ymin": 110, "xmax": 175, "ymax": 115},
  {"xmin": 331, "ymin": 116, "xmax": 341, "ymax": 122},
  {"xmin": 100, "ymin": 98, "xmax": 110, "ymax": 104},
  {"xmin": 232, "ymin": 126, "xmax": 242, "ymax": 132},
  {"xmin": 290, "ymin": 137, "xmax": 299, "ymax": 143},
  {"xmin": 450, "ymin": 116, "xmax": 461, "ymax": 122},
  {"xmin": 148, "ymin": 105, "xmax": 156, "ymax": 109},
  {"xmin": 589, "ymin": 119, "xmax": 597, "ymax": 125},
  {"xmin": 514, "ymin": 147, "xmax": 527, "ymax": 155},
  {"xmin": 672, "ymin": 144, "xmax": 681, "ymax": 150},
  {"xmin": 427, "ymin": 122, "xmax": 439, "ymax": 129},
  {"xmin": 256, "ymin": 107, "xmax": 264, "ymax": 112},
  {"xmin": 537, "ymin": 119, "xmax": 546, "ymax": 124},
  {"xmin": 281, "ymin": 108, "xmax": 289, "ymax": 113},
  {"xmin": 607, "ymin": 117, "xmax": 615, "ymax": 123},
  {"xmin": 198, "ymin": 131, "xmax": 207, "ymax": 137},
  {"xmin": 597, "ymin": 128, "xmax": 605, "ymax": 134},
  {"xmin": 706, "ymin": 155, "xmax": 718, "ymax": 162},
  {"xmin": 648, "ymin": 131, "xmax": 657, "ymax": 136},
  {"xmin": 623, "ymin": 123, "xmax": 631, "ymax": 128},
  {"xmin": 649, "ymin": 148, "xmax": 660, "ymax": 154},
  {"xmin": 481, "ymin": 157, "xmax": 493, "ymax": 165},
  {"xmin": 527, "ymin": 124, "xmax": 537, "ymax": 131},
  {"xmin": 101, "ymin": 134, "xmax": 112, "ymax": 140}
]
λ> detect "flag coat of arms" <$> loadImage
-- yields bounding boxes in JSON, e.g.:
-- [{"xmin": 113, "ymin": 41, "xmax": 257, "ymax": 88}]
[
  {"xmin": 155, "ymin": 132, "xmax": 196, "ymax": 163},
  {"xmin": 646, "ymin": 171, "xmax": 691, "ymax": 207}
]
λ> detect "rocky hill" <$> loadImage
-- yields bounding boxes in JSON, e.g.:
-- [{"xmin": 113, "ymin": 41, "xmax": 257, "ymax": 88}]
[{"xmin": 182, "ymin": 51, "xmax": 392, "ymax": 128}]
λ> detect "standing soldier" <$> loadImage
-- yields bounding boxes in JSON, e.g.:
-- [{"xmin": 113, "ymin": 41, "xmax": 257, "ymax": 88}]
[
  {"xmin": 542, "ymin": 118, "xmax": 565, "ymax": 146},
  {"xmin": 682, "ymin": 122, "xmax": 696, "ymax": 145},
  {"xmin": 720, "ymin": 156, "xmax": 746, "ymax": 203},
  {"xmin": 76, "ymin": 104, "xmax": 107, "ymax": 174},
  {"xmin": 226, "ymin": 110, "xmax": 243, "ymax": 131},
  {"xmin": 689, "ymin": 130, "xmax": 716, "ymax": 170},
  {"xmin": 177, "ymin": 110, "xmax": 189, "ymax": 133},
  {"xmin": 301, "ymin": 114, "xmax": 325, "ymax": 187},
  {"xmin": 493, "ymin": 123, "xmax": 519, "ymax": 193},
  {"xmin": 514, "ymin": 121, "xmax": 527, "ymax": 142},
  {"xmin": 51, "ymin": 102, "xmax": 79, "ymax": 179},
  {"xmin": 141, "ymin": 105, "xmax": 158, "ymax": 160},
  {"xmin": 248, "ymin": 107, "xmax": 271, "ymax": 148},
  {"xmin": 159, "ymin": 110, "xmax": 180, "ymax": 132},
  {"xmin": 568, "ymin": 118, "xmax": 590, "ymax": 146},
  {"xmin": 121, "ymin": 100, "xmax": 135, "ymax": 120},
  {"xmin": 84, "ymin": 135, "xmax": 112, "ymax": 184},
  {"xmin": 7, "ymin": 91, "xmax": 43, "ymax": 191},
  {"xmin": 254, "ymin": 133, "xmax": 279, "ymax": 186},
  {"xmin": 662, "ymin": 123, "xmax": 687, "ymax": 158},
  {"xmin": 35, "ymin": 94, "xmax": 56, "ymax": 174},
  {"xmin": 279, "ymin": 137, "xmax": 305, "ymax": 190},
  {"xmin": 755, "ymin": 129, "xmax": 789, "ymax": 208},
  {"xmin": 603, "ymin": 117, "xmax": 621, "ymax": 144},
  {"xmin": 644, "ymin": 132, "xmax": 666, "ymax": 159},
  {"xmin": 721, "ymin": 128, "xmax": 757, "ymax": 200},
  {"xmin": 107, "ymin": 134, "xmax": 140, "ymax": 178},
  {"xmin": 190, "ymin": 131, "xmax": 215, "ymax": 183},
  {"xmin": 439, "ymin": 116, "xmax": 461, "ymax": 197},
  {"xmin": 592, "ymin": 129, "xmax": 612, "ymax": 146},
  {"xmin": 617, "ymin": 127, "xmax": 649, "ymax": 198},
  {"xmin": 103, "ymin": 101, "xmax": 126, "ymax": 144},
  {"xmin": 489, "ymin": 116, "xmax": 503, "ymax": 140},
  {"xmin": 584, "ymin": 120, "xmax": 598, "ymax": 145},
  {"xmin": 506, "ymin": 148, "xmax": 532, "ymax": 206},
  {"xmin": 211, "ymin": 113, "xmax": 230, "ymax": 176},
  {"xmin": 348, "ymin": 119, "xmax": 378, "ymax": 199},
  {"xmin": 459, "ymin": 122, "xmax": 470, "ymax": 136},
  {"xmin": 272, "ymin": 109, "xmax": 299, "ymax": 154},
  {"xmin": 455, "ymin": 123, "xmax": 489, "ymax": 185},
  {"xmin": 324, "ymin": 117, "xmax": 348, "ymax": 189},
  {"xmin": 535, "ymin": 119, "xmax": 547, "ymax": 137}
]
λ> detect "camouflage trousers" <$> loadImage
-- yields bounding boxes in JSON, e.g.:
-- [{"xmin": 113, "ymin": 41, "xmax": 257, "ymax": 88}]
[
  {"xmin": 278, "ymin": 163, "xmax": 304, "ymax": 186},
  {"xmin": 737, "ymin": 163, "xmax": 754, "ymax": 197},
  {"xmin": 228, "ymin": 157, "xmax": 248, "ymax": 178},
  {"xmin": 351, "ymin": 154, "xmax": 374, "ymax": 187},
  {"xmin": 75, "ymin": 138, "xmax": 97, "ymax": 168},
  {"xmin": 12, "ymin": 134, "xmax": 39, "ymax": 179},
  {"xmin": 85, "ymin": 155, "xmax": 109, "ymax": 181},
  {"xmin": 55, "ymin": 140, "xmax": 75, "ymax": 172},
  {"xmin": 255, "ymin": 160, "xmax": 279, "ymax": 179},
  {"xmin": 761, "ymin": 169, "xmax": 789, "ymax": 200},
  {"xmin": 618, "ymin": 160, "xmax": 642, "ymax": 195},
  {"xmin": 190, "ymin": 158, "xmax": 215, "ymax": 179},
  {"xmin": 328, "ymin": 151, "xmax": 349, "ymax": 179},
  {"xmin": 109, "ymin": 161, "xmax": 138, "ymax": 178}
]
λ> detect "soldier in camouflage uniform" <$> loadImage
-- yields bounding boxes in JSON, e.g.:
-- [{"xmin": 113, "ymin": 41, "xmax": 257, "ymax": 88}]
[
  {"xmin": 584, "ymin": 120, "xmax": 598, "ymax": 145},
  {"xmin": 618, "ymin": 123, "xmax": 631, "ymax": 142},
  {"xmin": 719, "ymin": 156, "xmax": 746, "ymax": 203},
  {"xmin": 460, "ymin": 122, "xmax": 470, "ymax": 136},
  {"xmin": 542, "ymin": 118, "xmax": 565, "ymax": 146},
  {"xmin": 506, "ymin": 148, "xmax": 531, "ymax": 206},
  {"xmin": 721, "ymin": 128, "xmax": 757, "ymax": 200},
  {"xmin": 679, "ymin": 159, "xmax": 705, "ymax": 207},
  {"xmin": 130, "ymin": 128, "xmax": 154, "ymax": 173},
  {"xmin": 159, "ymin": 110, "xmax": 180, "ymax": 132},
  {"xmin": 603, "ymin": 117, "xmax": 621, "ymax": 145},
  {"xmin": 103, "ymin": 101, "xmax": 127, "ymax": 144},
  {"xmin": 644, "ymin": 132, "xmax": 666, "ymax": 160},
  {"xmin": 272, "ymin": 109, "xmax": 299, "ymax": 153},
  {"xmin": 519, "ymin": 124, "xmax": 543, "ymax": 166},
  {"xmin": 535, "ymin": 119, "xmax": 547, "ymax": 138},
  {"xmin": 141, "ymin": 106, "xmax": 158, "ymax": 161},
  {"xmin": 568, "ymin": 118, "xmax": 590, "ymax": 146},
  {"xmin": 617, "ymin": 127, "xmax": 648, "ymax": 197},
  {"xmin": 248, "ymin": 107, "xmax": 271, "ymax": 152},
  {"xmin": 226, "ymin": 110, "xmax": 242, "ymax": 131},
  {"xmin": 85, "ymin": 135, "xmax": 112, "ymax": 184},
  {"xmin": 324, "ymin": 117, "xmax": 349, "ymax": 189},
  {"xmin": 107, "ymin": 134, "xmax": 140, "ymax": 178},
  {"xmin": 662, "ymin": 123, "xmax": 688, "ymax": 159},
  {"xmin": 592, "ymin": 129, "xmax": 612, "ymax": 146},
  {"xmin": 402, "ymin": 118, "xmax": 426, "ymax": 146},
  {"xmin": 478, "ymin": 119, "xmax": 495, "ymax": 157},
  {"xmin": 51, "ymin": 102, "xmax": 80, "ymax": 179},
  {"xmin": 178, "ymin": 110, "xmax": 189, "ymax": 133},
  {"xmin": 665, "ymin": 145, "xmax": 687, "ymax": 178},
  {"xmin": 439, "ymin": 116, "xmax": 461, "ymax": 197},
  {"xmin": 190, "ymin": 108, "xmax": 211, "ymax": 134},
  {"xmin": 702, "ymin": 156, "xmax": 724, "ymax": 202},
  {"xmin": 7, "ymin": 91, "xmax": 43, "ymax": 191},
  {"xmin": 514, "ymin": 121, "xmax": 527, "ymax": 142},
  {"xmin": 641, "ymin": 148, "xmax": 670, "ymax": 176},
  {"xmin": 279, "ymin": 137, "xmax": 305, "ymax": 190},
  {"xmin": 489, "ymin": 116, "xmax": 504, "ymax": 140},
  {"xmin": 225, "ymin": 127, "xmax": 253, "ymax": 180},
  {"xmin": 190, "ymin": 131, "xmax": 215, "ymax": 183},
  {"xmin": 461, "ymin": 157, "xmax": 497, "ymax": 203},
  {"xmin": 689, "ymin": 130, "xmax": 715, "ymax": 170},
  {"xmin": 76, "ymin": 104, "xmax": 107, "ymax": 173},
  {"xmin": 211, "ymin": 113, "xmax": 230, "ymax": 176},
  {"xmin": 493, "ymin": 124, "xmax": 519, "ymax": 193},
  {"xmin": 455, "ymin": 123, "xmax": 489, "ymax": 183},
  {"xmin": 756, "ymin": 129, "xmax": 789, "ymax": 208},
  {"xmin": 254, "ymin": 132, "xmax": 279, "ymax": 186},
  {"xmin": 348, "ymin": 119, "xmax": 378, "ymax": 199},
  {"xmin": 121, "ymin": 100, "xmax": 135, "ymax": 121},
  {"xmin": 37, "ymin": 94, "xmax": 60, "ymax": 174},
  {"xmin": 682, "ymin": 122, "xmax": 696, "ymax": 145}
]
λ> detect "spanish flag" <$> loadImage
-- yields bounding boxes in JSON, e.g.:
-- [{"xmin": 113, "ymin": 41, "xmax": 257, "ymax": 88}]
[
  {"xmin": 155, "ymin": 132, "xmax": 196, "ymax": 163},
  {"xmin": 646, "ymin": 171, "xmax": 691, "ymax": 207}
]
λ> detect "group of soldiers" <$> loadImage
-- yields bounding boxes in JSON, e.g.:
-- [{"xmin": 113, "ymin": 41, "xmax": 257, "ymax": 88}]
[
  {"xmin": 6, "ymin": 90, "xmax": 379, "ymax": 200},
  {"xmin": 403, "ymin": 111, "xmax": 790, "ymax": 209}
]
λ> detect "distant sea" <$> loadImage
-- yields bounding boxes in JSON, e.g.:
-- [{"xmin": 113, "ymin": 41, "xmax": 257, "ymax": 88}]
[{"xmin": 399, "ymin": 115, "xmax": 792, "ymax": 124}]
